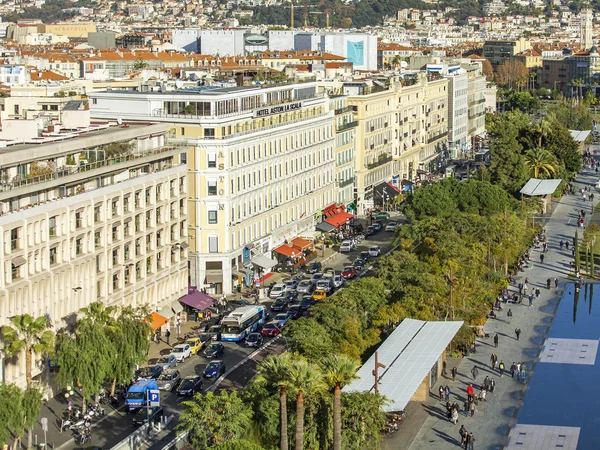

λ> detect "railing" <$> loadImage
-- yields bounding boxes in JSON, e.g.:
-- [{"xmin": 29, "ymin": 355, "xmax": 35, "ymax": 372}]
[
  {"xmin": 336, "ymin": 121, "xmax": 358, "ymax": 132},
  {"xmin": 334, "ymin": 106, "xmax": 353, "ymax": 115},
  {"xmin": 338, "ymin": 178, "xmax": 355, "ymax": 188},
  {"xmin": 468, "ymin": 111, "xmax": 486, "ymax": 119},
  {"xmin": 429, "ymin": 132, "xmax": 448, "ymax": 142},
  {"xmin": 367, "ymin": 155, "xmax": 393, "ymax": 170},
  {"xmin": 469, "ymin": 98, "xmax": 486, "ymax": 106}
]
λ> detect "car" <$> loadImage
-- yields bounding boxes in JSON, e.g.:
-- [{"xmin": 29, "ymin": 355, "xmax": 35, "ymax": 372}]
[
  {"xmin": 197, "ymin": 333, "xmax": 212, "ymax": 348},
  {"xmin": 342, "ymin": 266, "xmax": 357, "ymax": 279},
  {"xmin": 273, "ymin": 313, "xmax": 291, "ymax": 328},
  {"xmin": 245, "ymin": 332, "xmax": 263, "ymax": 347},
  {"xmin": 261, "ymin": 322, "xmax": 281, "ymax": 337},
  {"xmin": 271, "ymin": 298, "xmax": 289, "ymax": 312},
  {"xmin": 176, "ymin": 375, "xmax": 203, "ymax": 396},
  {"xmin": 312, "ymin": 289, "xmax": 327, "ymax": 301},
  {"xmin": 300, "ymin": 296, "xmax": 314, "ymax": 310},
  {"xmin": 170, "ymin": 344, "xmax": 192, "ymax": 362},
  {"xmin": 285, "ymin": 279, "xmax": 300, "ymax": 290},
  {"xmin": 292, "ymin": 273, "xmax": 305, "ymax": 281},
  {"xmin": 333, "ymin": 275, "xmax": 344, "ymax": 288},
  {"xmin": 186, "ymin": 338, "xmax": 204, "ymax": 355},
  {"xmin": 156, "ymin": 354, "xmax": 177, "ymax": 371},
  {"xmin": 372, "ymin": 222, "xmax": 382, "ymax": 232},
  {"xmin": 136, "ymin": 365, "xmax": 163, "ymax": 380},
  {"xmin": 308, "ymin": 262, "xmax": 322, "ymax": 274},
  {"xmin": 369, "ymin": 246, "xmax": 381, "ymax": 257},
  {"xmin": 269, "ymin": 284, "xmax": 287, "ymax": 299},
  {"xmin": 316, "ymin": 277, "xmax": 333, "ymax": 293},
  {"xmin": 366, "ymin": 226, "xmax": 377, "ymax": 236},
  {"xmin": 204, "ymin": 360, "xmax": 226, "ymax": 378},
  {"xmin": 133, "ymin": 406, "xmax": 164, "ymax": 426},
  {"xmin": 287, "ymin": 305, "xmax": 303, "ymax": 319},
  {"xmin": 296, "ymin": 280, "xmax": 315, "ymax": 294},
  {"xmin": 227, "ymin": 299, "xmax": 251, "ymax": 308},
  {"xmin": 340, "ymin": 241, "xmax": 353, "ymax": 253},
  {"xmin": 311, "ymin": 273, "xmax": 324, "ymax": 283},
  {"xmin": 284, "ymin": 290, "xmax": 298, "ymax": 302},
  {"xmin": 208, "ymin": 325, "xmax": 222, "ymax": 341},
  {"xmin": 353, "ymin": 259, "xmax": 365, "ymax": 270},
  {"xmin": 204, "ymin": 342, "xmax": 225, "ymax": 359},
  {"xmin": 385, "ymin": 222, "xmax": 398, "ymax": 232},
  {"xmin": 156, "ymin": 369, "xmax": 181, "ymax": 392},
  {"xmin": 376, "ymin": 212, "xmax": 390, "ymax": 220},
  {"xmin": 324, "ymin": 267, "xmax": 336, "ymax": 275},
  {"xmin": 359, "ymin": 251, "xmax": 370, "ymax": 262}
]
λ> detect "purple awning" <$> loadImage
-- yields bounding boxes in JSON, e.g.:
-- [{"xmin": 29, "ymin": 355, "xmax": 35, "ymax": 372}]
[{"xmin": 179, "ymin": 287, "xmax": 216, "ymax": 311}]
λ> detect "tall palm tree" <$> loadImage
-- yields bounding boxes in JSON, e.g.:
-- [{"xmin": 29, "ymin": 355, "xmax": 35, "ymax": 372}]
[
  {"xmin": 255, "ymin": 353, "xmax": 294, "ymax": 450},
  {"xmin": 524, "ymin": 148, "xmax": 557, "ymax": 178},
  {"xmin": 288, "ymin": 359, "xmax": 324, "ymax": 450},
  {"xmin": 320, "ymin": 354, "xmax": 360, "ymax": 450},
  {"xmin": 532, "ymin": 118, "xmax": 552, "ymax": 148}
]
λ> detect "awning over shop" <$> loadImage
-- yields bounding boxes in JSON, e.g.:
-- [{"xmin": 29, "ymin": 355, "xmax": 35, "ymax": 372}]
[
  {"xmin": 316, "ymin": 221, "xmax": 336, "ymax": 232},
  {"xmin": 274, "ymin": 244, "xmax": 299, "ymax": 258},
  {"xmin": 346, "ymin": 201, "xmax": 357, "ymax": 212},
  {"xmin": 148, "ymin": 312, "xmax": 169, "ymax": 330},
  {"xmin": 374, "ymin": 182, "xmax": 401, "ymax": 201},
  {"xmin": 158, "ymin": 306, "xmax": 173, "ymax": 319},
  {"xmin": 205, "ymin": 270, "xmax": 222, "ymax": 284},
  {"xmin": 171, "ymin": 301, "xmax": 183, "ymax": 314},
  {"xmin": 252, "ymin": 254, "xmax": 278, "ymax": 269},
  {"xmin": 291, "ymin": 237, "xmax": 313, "ymax": 251},
  {"xmin": 325, "ymin": 211, "xmax": 355, "ymax": 228},
  {"xmin": 179, "ymin": 287, "xmax": 216, "ymax": 310},
  {"xmin": 323, "ymin": 203, "xmax": 337, "ymax": 218}
]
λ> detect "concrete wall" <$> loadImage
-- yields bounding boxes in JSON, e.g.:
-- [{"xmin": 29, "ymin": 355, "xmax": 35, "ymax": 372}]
[
  {"xmin": 88, "ymin": 32, "xmax": 117, "ymax": 49},
  {"xmin": 172, "ymin": 29, "xmax": 200, "ymax": 53}
]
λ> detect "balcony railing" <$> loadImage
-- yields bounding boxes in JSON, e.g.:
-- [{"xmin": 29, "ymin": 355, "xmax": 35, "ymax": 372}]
[
  {"xmin": 338, "ymin": 178, "xmax": 355, "ymax": 188},
  {"xmin": 429, "ymin": 132, "xmax": 448, "ymax": 142},
  {"xmin": 334, "ymin": 106, "xmax": 354, "ymax": 115},
  {"xmin": 367, "ymin": 155, "xmax": 393, "ymax": 170},
  {"xmin": 336, "ymin": 121, "xmax": 358, "ymax": 132}
]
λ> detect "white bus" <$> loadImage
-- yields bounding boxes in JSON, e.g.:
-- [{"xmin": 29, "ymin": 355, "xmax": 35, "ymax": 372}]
[{"xmin": 220, "ymin": 305, "xmax": 267, "ymax": 341}]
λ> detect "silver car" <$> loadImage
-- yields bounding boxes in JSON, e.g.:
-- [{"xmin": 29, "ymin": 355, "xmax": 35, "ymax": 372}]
[
  {"xmin": 296, "ymin": 280, "xmax": 314, "ymax": 294},
  {"xmin": 156, "ymin": 354, "xmax": 177, "ymax": 371},
  {"xmin": 157, "ymin": 369, "xmax": 181, "ymax": 392}
]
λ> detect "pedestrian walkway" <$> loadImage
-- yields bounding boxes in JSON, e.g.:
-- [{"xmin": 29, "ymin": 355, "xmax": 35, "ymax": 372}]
[{"xmin": 401, "ymin": 166, "xmax": 599, "ymax": 450}]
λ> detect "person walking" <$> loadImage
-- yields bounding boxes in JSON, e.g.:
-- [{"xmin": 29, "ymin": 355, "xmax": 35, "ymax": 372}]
[
  {"xmin": 494, "ymin": 333, "xmax": 499, "ymax": 348},
  {"xmin": 165, "ymin": 329, "xmax": 171, "ymax": 345},
  {"xmin": 463, "ymin": 399, "xmax": 470, "ymax": 417},
  {"xmin": 559, "ymin": 240, "xmax": 564, "ymax": 250},
  {"xmin": 535, "ymin": 287, "xmax": 541, "ymax": 299},
  {"xmin": 439, "ymin": 385, "xmax": 444, "ymax": 400},
  {"xmin": 462, "ymin": 432, "xmax": 469, "ymax": 449},
  {"xmin": 445, "ymin": 385, "xmax": 451, "ymax": 401},
  {"xmin": 470, "ymin": 401, "xmax": 476, "ymax": 417},
  {"xmin": 471, "ymin": 365, "xmax": 479, "ymax": 380},
  {"xmin": 515, "ymin": 327, "xmax": 521, "ymax": 341},
  {"xmin": 459, "ymin": 425, "xmax": 467, "ymax": 442},
  {"xmin": 540, "ymin": 253, "xmax": 544, "ymax": 264},
  {"xmin": 507, "ymin": 309, "xmax": 513, "ymax": 323},
  {"xmin": 490, "ymin": 353, "xmax": 497, "ymax": 370},
  {"xmin": 554, "ymin": 277, "xmax": 559, "ymax": 289},
  {"xmin": 466, "ymin": 384, "xmax": 474, "ymax": 402},
  {"xmin": 499, "ymin": 361, "xmax": 505, "ymax": 377},
  {"xmin": 451, "ymin": 366, "xmax": 458, "ymax": 381},
  {"xmin": 468, "ymin": 432, "xmax": 475, "ymax": 450},
  {"xmin": 510, "ymin": 362, "xmax": 517, "ymax": 378},
  {"xmin": 490, "ymin": 378, "xmax": 496, "ymax": 393},
  {"xmin": 529, "ymin": 293, "xmax": 534, "ymax": 307}
]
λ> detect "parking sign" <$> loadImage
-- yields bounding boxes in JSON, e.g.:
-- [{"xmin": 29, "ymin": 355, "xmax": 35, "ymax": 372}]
[{"xmin": 148, "ymin": 390, "xmax": 160, "ymax": 407}]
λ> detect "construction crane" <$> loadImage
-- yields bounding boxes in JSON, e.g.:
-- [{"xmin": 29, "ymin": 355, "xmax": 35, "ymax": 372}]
[
  {"xmin": 308, "ymin": 11, "xmax": 330, "ymax": 28},
  {"xmin": 283, "ymin": 3, "xmax": 312, "ymax": 28}
]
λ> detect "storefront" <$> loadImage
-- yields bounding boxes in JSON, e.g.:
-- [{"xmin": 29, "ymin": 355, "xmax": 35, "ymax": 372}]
[{"xmin": 373, "ymin": 182, "xmax": 401, "ymax": 209}]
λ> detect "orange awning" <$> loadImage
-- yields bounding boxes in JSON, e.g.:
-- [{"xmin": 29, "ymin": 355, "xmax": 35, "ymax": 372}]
[
  {"xmin": 291, "ymin": 237, "xmax": 313, "ymax": 251},
  {"xmin": 274, "ymin": 244, "xmax": 299, "ymax": 258},
  {"xmin": 325, "ymin": 212, "xmax": 354, "ymax": 228},
  {"xmin": 149, "ymin": 312, "xmax": 169, "ymax": 330}
]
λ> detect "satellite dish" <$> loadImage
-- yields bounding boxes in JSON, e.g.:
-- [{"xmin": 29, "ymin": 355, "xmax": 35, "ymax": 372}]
[{"xmin": 116, "ymin": 118, "xmax": 122, "ymax": 125}]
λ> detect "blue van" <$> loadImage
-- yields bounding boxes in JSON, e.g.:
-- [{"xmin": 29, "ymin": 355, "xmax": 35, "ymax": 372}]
[{"xmin": 126, "ymin": 379, "xmax": 158, "ymax": 411}]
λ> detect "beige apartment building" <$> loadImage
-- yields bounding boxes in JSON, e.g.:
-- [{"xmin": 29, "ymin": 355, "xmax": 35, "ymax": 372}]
[{"xmin": 0, "ymin": 116, "xmax": 188, "ymax": 387}]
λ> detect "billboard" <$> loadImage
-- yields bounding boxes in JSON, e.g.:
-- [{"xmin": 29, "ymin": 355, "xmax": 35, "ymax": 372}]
[{"xmin": 347, "ymin": 40, "xmax": 364, "ymax": 66}]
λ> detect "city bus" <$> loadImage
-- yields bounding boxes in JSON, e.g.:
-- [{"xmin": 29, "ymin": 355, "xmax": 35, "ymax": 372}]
[{"xmin": 220, "ymin": 305, "xmax": 267, "ymax": 341}]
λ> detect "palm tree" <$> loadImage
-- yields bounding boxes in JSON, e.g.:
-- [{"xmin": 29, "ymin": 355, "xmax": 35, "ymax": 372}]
[
  {"xmin": 255, "ymin": 353, "xmax": 294, "ymax": 450},
  {"xmin": 532, "ymin": 118, "xmax": 552, "ymax": 148},
  {"xmin": 524, "ymin": 148, "xmax": 557, "ymax": 178},
  {"xmin": 288, "ymin": 359, "xmax": 324, "ymax": 450},
  {"xmin": 320, "ymin": 354, "xmax": 360, "ymax": 450},
  {"xmin": 79, "ymin": 301, "xmax": 117, "ymax": 326}
]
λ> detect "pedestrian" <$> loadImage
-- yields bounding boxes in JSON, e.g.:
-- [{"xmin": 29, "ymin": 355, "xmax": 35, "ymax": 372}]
[
  {"xmin": 451, "ymin": 366, "xmax": 458, "ymax": 381},
  {"xmin": 572, "ymin": 246, "xmax": 576, "ymax": 256},
  {"xmin": 515, "ymin": 327, "xmax": 521, "ymax": 341},
  {"xmin": 490, "ymin": 353, "xmax": 497, "ymax": 370},
  {"xmin": 516, "ymin": 362, "xmax": 522, "ymax": 380},
  {"xmin": 510, "ymin": 362, "xmax": 517, "ymax": 378},
  {"xmin": 462, "ymin": 432, "xmax": 469, "ymax": 449},
  {"xmin": 499, "ymin": 360, "xmax": 505, "ymax": 377},
  {"xmin": 529, "ymin": 294, "xmax": 534, "ymax": 307},
  {"xmin": 439, "ymin": 385, "xmax": 444, "ymax": 400},
  {"xmin": 490, "ymin": 378, "xmax": 496, "ymax": 392},
  {"xmin": 451, "ymin": 407, "xmax": 458, "ymax": 425},
  {"xmin": 518, "ymin": 282, "xmax": 523, "ymax": 295},
  {"xmin": 471, "ymin": 366, "xmax": 479, "ymax": 380},
  {"xmin": 468, "ymin": 432, "xmax": 475, "ymax": 450},
  {"xmin": 507, "ymin": 309, "xmax": 513, "ymax": 323},
  {"xmin": 463, "ymin": 399, "xmax": 469, "ymax": 417},
  {"xmin": 540, "ymin": 254, "xmax": 544, "ymax": 264},
  {"xmin": 165, "ymin": 329, "xmax": 171, "ymax": 345},
  {"xmin": 459, "ymin": 425, "xmax": 467, "ymax": 441},
  {"xmin": 494, "ymin": 333, "xmax": 499, "ymax": 348},
  {"xmin": 470, "ymin": 401, "xmax": 476, "ymax": 417},
  {"xmin": 554, "ymin": 277, "xmax": 559, "ymax": 289},
  {"xmin": 207, "ymin": 310, "xmax": 212, "ymax": 320},
  {"xmin": 445, "ymin": 385, "xmax": 451, "ymax": 401},
  {"xmin": 466, "ymin": 384, "xmax": 474, "ymax": 402},
  {"xmin": 559, "ymin": 240, "xmax": 564, "ymax": 250},
  {"xmin": 535, "ymin": 288, "xmax": 541, "ymax": 299}
]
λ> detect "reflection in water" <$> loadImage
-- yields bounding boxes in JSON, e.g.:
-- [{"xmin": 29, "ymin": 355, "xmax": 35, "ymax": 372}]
[
  {"xmin": 590, "ymin": 284, "xmax": 594, "ymax": 315},
  {"xmin": 574, "ymin": 286, "xmax": 580, "ymax": 325}
]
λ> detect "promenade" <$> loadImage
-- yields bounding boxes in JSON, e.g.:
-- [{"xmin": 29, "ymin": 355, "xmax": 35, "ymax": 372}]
[{"xmin": 390, "ymin": 164, "xmax": 598, "ymax": 450}]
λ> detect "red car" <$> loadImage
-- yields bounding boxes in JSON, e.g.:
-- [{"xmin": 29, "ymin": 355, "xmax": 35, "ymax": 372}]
[
  {"xmin": 342, "ymin": 266, "xmax": 357, "ymax": 279},
  {"xmin": 261, "ymin": 322, "xmax": 281, "ymax": 337}
]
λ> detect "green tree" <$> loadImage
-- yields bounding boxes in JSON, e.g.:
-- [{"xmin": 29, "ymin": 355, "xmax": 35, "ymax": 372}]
[
  {"xmin": 341, "ymin": 392, "xmax": 388, "ymax": 450},
  {"xmin": 288, "ymin": 359, "xmax": 324, "ymax": 450},
  {"xmin": 284, "ymin": 318, "xmax": 335, "ymax": 360},
  {"xmin": 524, "ymin": 148, "xmax": 557, "ymax": 178},
  {"xmin": 320, "ymin": 354, "xmax": 359, "ymax": 450},
  {"xmin": 178, "ymin": 390, "xmax": 252, "ymax": 448},
  {"xmin": 0, "ymin": 384, "xmax": 42, "ymax": 450},
  {"xmin": 213, "ymin": 441, "xmax": 265, "ymax": 450},
  {"xmin": 531, "ymin": 118, "xmax": 553, "ymax": 148}
]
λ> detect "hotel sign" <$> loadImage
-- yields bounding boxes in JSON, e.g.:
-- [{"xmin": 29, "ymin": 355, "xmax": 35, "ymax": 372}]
[{"xmin": 254, "ymin": 102, "xmax": 302, "ymax": 118}]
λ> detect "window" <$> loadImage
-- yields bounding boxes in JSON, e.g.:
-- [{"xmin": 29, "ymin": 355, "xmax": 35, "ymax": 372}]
[
  {"xmin": 76, "ymin": 238, "xmax": 83, "ymax": 256},
  {"xmin": 204, "ymin": 128, "xmax": 215, "ymax": 139},
  {"xmin": 208, "ymin": 153, "xmax": 217, "ymax": 168},
  {"xmin": 146, "ymin": 188, "xmax": 152, "ymax": 204},
  {"xmin": 112, "ymin": 273, "xmax": 120, "ymax": 290},
  {"xmin": 146, "ymin": 211, "xmax": 152, "ymax": 228},
  {"xmin": 10, "ymin": 227, "xmax": 20, "ymax": 250},
  {"xmin": 112, "ymin": 225, "xmax": 119, "ymax": 241},
  {"xmin": 136, "ymin": 261, "xmax": 141, "ymax": 280},
  {"xmin": 49, "ymin": 247, "xmax": 57, "ymax": 265},
  {"xmin": 124, "ymin": 267, "xmax": 131, "ymax": 285},
  {"xmin": 95, "ymin": 231, "xmax": 101, "ymax": 249},
  {"xmin": 136, "ymin": 238, "xmax": 142, "ymax": 256},
  {"xmin": 75, "ymin": 211, "xmax": 83, "ymax": 229},
  {"xmin": 112, "ymin": 248, "xmax": 119, "ymax": 265},
  {"xmin": 11, "ymin": 263, "xmax": 21, "ymax": 280},
  {"xmin": 94, "ymin": 206, "xmax": 101, "ymax": 223},
  {"xmin": 112, "ymin": 199, "xmax": 119, "ymax": 216},
  {"xmin": 208, "ymin": 235, "xmax": 218, "ymax": 253},
  {"xmin": 208, "ymin": 180, "xmax": 217, "ymax": 196},
  {"xmin": 124, "ymin": 195, "xmax": 130, "ymax": 212},
  {"xmin": 135, "ymin": 214, "xmax": 142, "ymax": 232},
  {"xmin": 208, "ymin": 211, "xmax": 217, "ymax": 224},
  {"xmin": 124, "ymin": 244, "xmax": 131, "ymax": 261},
  {"xmin": 135, "ymin": 191, "xmax": 141, "ymax": 209},
  {"xmin": 156, "ymin": 185, "xmax": 162, "ymax": 201},
  {"xmin": 49, "ymin": 216, "xmax": 57, "ymax": 237}
]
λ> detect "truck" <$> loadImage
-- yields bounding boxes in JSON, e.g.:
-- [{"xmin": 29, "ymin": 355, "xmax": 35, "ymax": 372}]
[{"xmin": 125, "ymin": 379, "xmax": 158, "ymax": 411}]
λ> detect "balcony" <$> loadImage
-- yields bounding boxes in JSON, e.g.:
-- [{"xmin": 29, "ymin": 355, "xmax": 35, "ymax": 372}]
[
  {"xmin": 469, "ymin": 98, "xmax": 486, "ymax": 106},
  {"xmin": 367, "ymin": 155, "xmax": 393, "ymax": 170},
  {"xmin": 336, "ymin": 121, "xmax": 358, "ymax": 132},
  {"xmin": 429, "ymin": 132, "xmax": 448, "ymax": 142},
  {"xmin": 334, "ymin": 106, "xmax": 353, "ymax": 115},
  {"xmin": 338, "ymin": 178, "xmax": 354, "ymax": 188}
]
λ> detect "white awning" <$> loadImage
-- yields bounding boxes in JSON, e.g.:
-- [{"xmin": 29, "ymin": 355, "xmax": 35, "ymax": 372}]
[
  {"xmin": 251, "ymin": 254, "xmax": 278, "ymax": 270},
  {"xmin": 569, "ymin": 129, "xmax": 591, "ymax": 142},
  {"xmin": 520, "ymin": 178, "xmax": 562, "ymax": 197},
  {"xmin": 157, "ymin": 305, "xmax": 173, "ymax": 319},
  {"xmin": 205, "ymin": 270, "xmax": 223, "ymax": 284},
  {"xmin": 344, "ymin": 318, "xmax": 463, "ymax": 413},
  {"xmin": 171, "ymin": 301, "xmax": 183, "ymax": 314}
]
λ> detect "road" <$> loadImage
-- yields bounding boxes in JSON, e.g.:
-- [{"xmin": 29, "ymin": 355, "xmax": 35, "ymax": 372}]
[{"xmin": 41, "ymin": 213, "xmax": 402, "ymax": 450}]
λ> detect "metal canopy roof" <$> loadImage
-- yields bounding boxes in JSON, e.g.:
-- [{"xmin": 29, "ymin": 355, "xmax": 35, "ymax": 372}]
[
  {"xmin": 343, "ymin": 318, "xmax": 463, "ymax": 412},
  {"xmin": 520, "ymin": 178, "xmax": 562, "ymax": 197},
  {"xmin": 251, "ymin": 254, "xmax": 278, "ymax": 270},
  {"xmin": 569, "ymin": 129, "xmax": 591, "ymax": 142}
]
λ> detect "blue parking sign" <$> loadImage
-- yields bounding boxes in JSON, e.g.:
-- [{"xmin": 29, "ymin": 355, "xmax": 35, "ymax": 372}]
[{"xmin": 148, "ymin": 390, "xmax": 160, "ymax": 407}]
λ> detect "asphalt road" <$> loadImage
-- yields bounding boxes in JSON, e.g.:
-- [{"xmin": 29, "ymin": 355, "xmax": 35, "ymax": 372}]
[{"xmin": 51, "ymin": 213, "xmax": 403, "ymax": 450}]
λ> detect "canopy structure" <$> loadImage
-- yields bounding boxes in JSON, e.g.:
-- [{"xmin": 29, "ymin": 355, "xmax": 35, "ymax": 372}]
[
  {"xmin": 316, "ymin": 221, "xmax": 336, "ymax": 232},
  {"xmin": 343, "ymin": 318, "xmax": 463, "ymax": 412},
  {"xmin": 148, "ymin": 312, "xmax": 169, "ymax": 330},
  {"xmin": 251, "ymin": 254, "xmax": 278, "ymax": 269},
  {"xmin": 325, "ymin": 211, "xmax": 354, "ymax": 228},
  {"xmin": 290, "ymin": 237, "xmax": 313, "ymax": 251},
  {"xmin": 569, "ymin": 129, "xmax": 591, "ymax": 142},
  {"xmin": 157, "ymin": 306, "xmax": 173, "ymax": 319},
  {"xmin": 179, "ymin": 287, "xmax": 216, "ymax": 311},
  {"xmin": 520, "ymin": 178, "xmax": 562, "ymax": 197},
  {"xmin": 171, "ymin": 301, "xmax": 183, "ymax": 314},
  {"xmin": 273, "ymin": 244, "xmax": 300, "ymax": 258}
]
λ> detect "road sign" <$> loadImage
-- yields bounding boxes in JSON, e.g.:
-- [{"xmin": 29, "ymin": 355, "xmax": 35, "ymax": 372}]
[
  {"xmin": 148, "ymin": 389, "xmax": 160, "ymax": 407},
  {"xmin": 40, "ymin": 417, "xmax": 48, "ymax": 432}
]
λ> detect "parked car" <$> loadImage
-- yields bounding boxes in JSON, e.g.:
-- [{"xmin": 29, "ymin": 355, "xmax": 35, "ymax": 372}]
[
  {"xmin": 269, "ymin": 284, "xmax": 287, "ymax": 299},
  {"xmin": 292, "ymin": 273, "xmax": 305, "ymax": 281},
  {"xmin": 324, "ymin": 267, "xmax": 336, "ymax": 275},
  {"xmin": 300, "ymin": 296, "xmax": 314, "ymax": 310},
  {"xmin": 366, "ymin": 226, "xmax": 376, "ymax": 236},
  {"xmin": 176, "ymin": 375, "xmax": 203, "ymax": 396},
  {"xmin": 342, "ymin": 266, "xmax": 357, "ymax": 279},
  {"xmin": 185, "ymin": 338, "xmax": 204, "ymax": 355},
  {"xmin": 245, "ymin": 332, "xmax": 263, "ymax": 348},
  {"xmin": 287, "ymin": 305, "xmax": 303, "ymax": 319},
  {"xmin": 283, "ymin": 290, "xmax": 298, "ymax": 302},
  {"xmin": 136, "ymin": 365, "xmax": 163, "ymax": 380},
  {"xmin": 273, "ymin": 313, "xmax": 290, "ymax": 328},
  {"xmin": 133, "ymin": 406, "xmax": 164, "ymax": 426},
  {"xmin": 385, "ymin": 222, "xmax": 398, "ymax": 232},
  {"xmin": 271, "ymin": 298, "xmax": 289, "ymax": 312},
  {"xmin": 285, "ymin": 279, "xmax": 300, "ymax": 290},
  {"xmin": 204, "ymin": 360, "xmax": 226, "ymax": 379},
  {"xmin": 369, "ymin": 246, "xmax": 381, "ymax": 257},
  {"xmin": 261, "ymin": 322, "xmax": 281, "ymax": 337},
  {"xmin": 156, "ymin": 369, "xmax": 181, "ymax": 392},
  {"xmin": 372, "ymin": 222, "xmax": 382, "ymax": 232},
  {"xmin": 296, "ymin": 280, "xmax": 315, "ymax": 294},
  {"xmin": 312, "ymin": 289, "xmax": 327, "ymax": 301},
  {"xmin": 204, "ymin": 342, "xmax": 225, "ymax": 359},
  {"xmin": 311, "ymin": 273, "xmax": 325, "ymax": 284},
  {"xmin": 333, "ymin": 275, "xmax": 344, "ymax": 288},
  {"xmin": 359, "ymin": 251, "xmax": 370, "ymax": 262},
  {"xmin": 170, "ymin": 344, "xmax": 192, "ymax": 362},
  {"xmin": 353, "ymin": 259, "xmax": 365, "ymax": 270},
  {"xmin": 207, "ymin": 325, "xmax": 222, "ymax": 341},
  {"xmin": 307, "ymin": 262, "xmax": 322, "ymax": 274},
  {"xmin": 155, "ymin": 354, "xmax": 177, "ymax": 371},
  {"xmin": 340, "ymin": 241, "xmax": 353, "ymax": 253},
  {"xmin": 316, "ymin": 277, "xmax": 333, "ymax": 294},
  {"xmin": 376, "ymin": 212, "xmax": 390, "ymax": 220}
]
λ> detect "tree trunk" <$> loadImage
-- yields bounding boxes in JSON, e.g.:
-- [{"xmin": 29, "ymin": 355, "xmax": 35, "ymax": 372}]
[
  {"xmin": 25, "ymin": 347, "xmax": 33, "ymax": 388},
  {"xmin": 110, "ymin": 378, "xmax": 117, "ymax": 397},
  {"xmin": 280, "ymin": 386, "xmax": 288, "ymax": 450},
  {"xmin": 333, "ymin": 385, "xmax": 342, "ymax": 450},
  {"xmin": 11, "ymin": 437, "xmax": 19, "ymax": 450},
  {"xmin": 295, "ymin": 392, "xmax": 305, "ymax": 450}
]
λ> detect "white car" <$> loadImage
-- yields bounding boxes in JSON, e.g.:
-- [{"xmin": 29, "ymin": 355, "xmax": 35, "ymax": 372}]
[
  {"xmin": 333, "ymin": 275, "xmax": 344, "ymax": 288},
  {"xmin": 170, "ymin": 344, "xmax": 191, "ymax": 362},
  {"xmin": 385, "ymin": 222, "xmax": 398, "ymax": 232},
  {"xmin": 369, "ymin": 246, "xmax": 381, "ymax": 257},
  {"xmin": 340, "ymin": 241, "xmax": 353, "ymax": 253},
  {"xmin": 269, "ymin": 283, "xmax": 287, "ymax": 299},
  {"xmin": 273, "ymin": 313, "xmax": 290, "ymax": 328}
]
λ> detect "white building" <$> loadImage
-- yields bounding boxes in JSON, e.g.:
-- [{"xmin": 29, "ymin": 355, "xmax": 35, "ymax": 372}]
[
  {"xmin": 446, "ymin": 70, "xmax": 469, "ymax": 158},
  {"xmin": 0, "ymin": 65, "xmax": 29, "ymax": 86},
  {"xmin": 320, "ymin": 33, "xmax": 378, "ymax": 71},
  {"xmin": 172, "ymin": 29, "xmax": 200, "ymax": 53},
  {"xmin": 199, "ymin": 29, "xmax": 247, "ymax": 56}
]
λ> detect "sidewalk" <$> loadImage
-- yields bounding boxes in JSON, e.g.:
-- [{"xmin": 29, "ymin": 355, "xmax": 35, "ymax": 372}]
[{"xmin": 397, "ymin": 166, "xmax": 597, "ymax": 450}]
